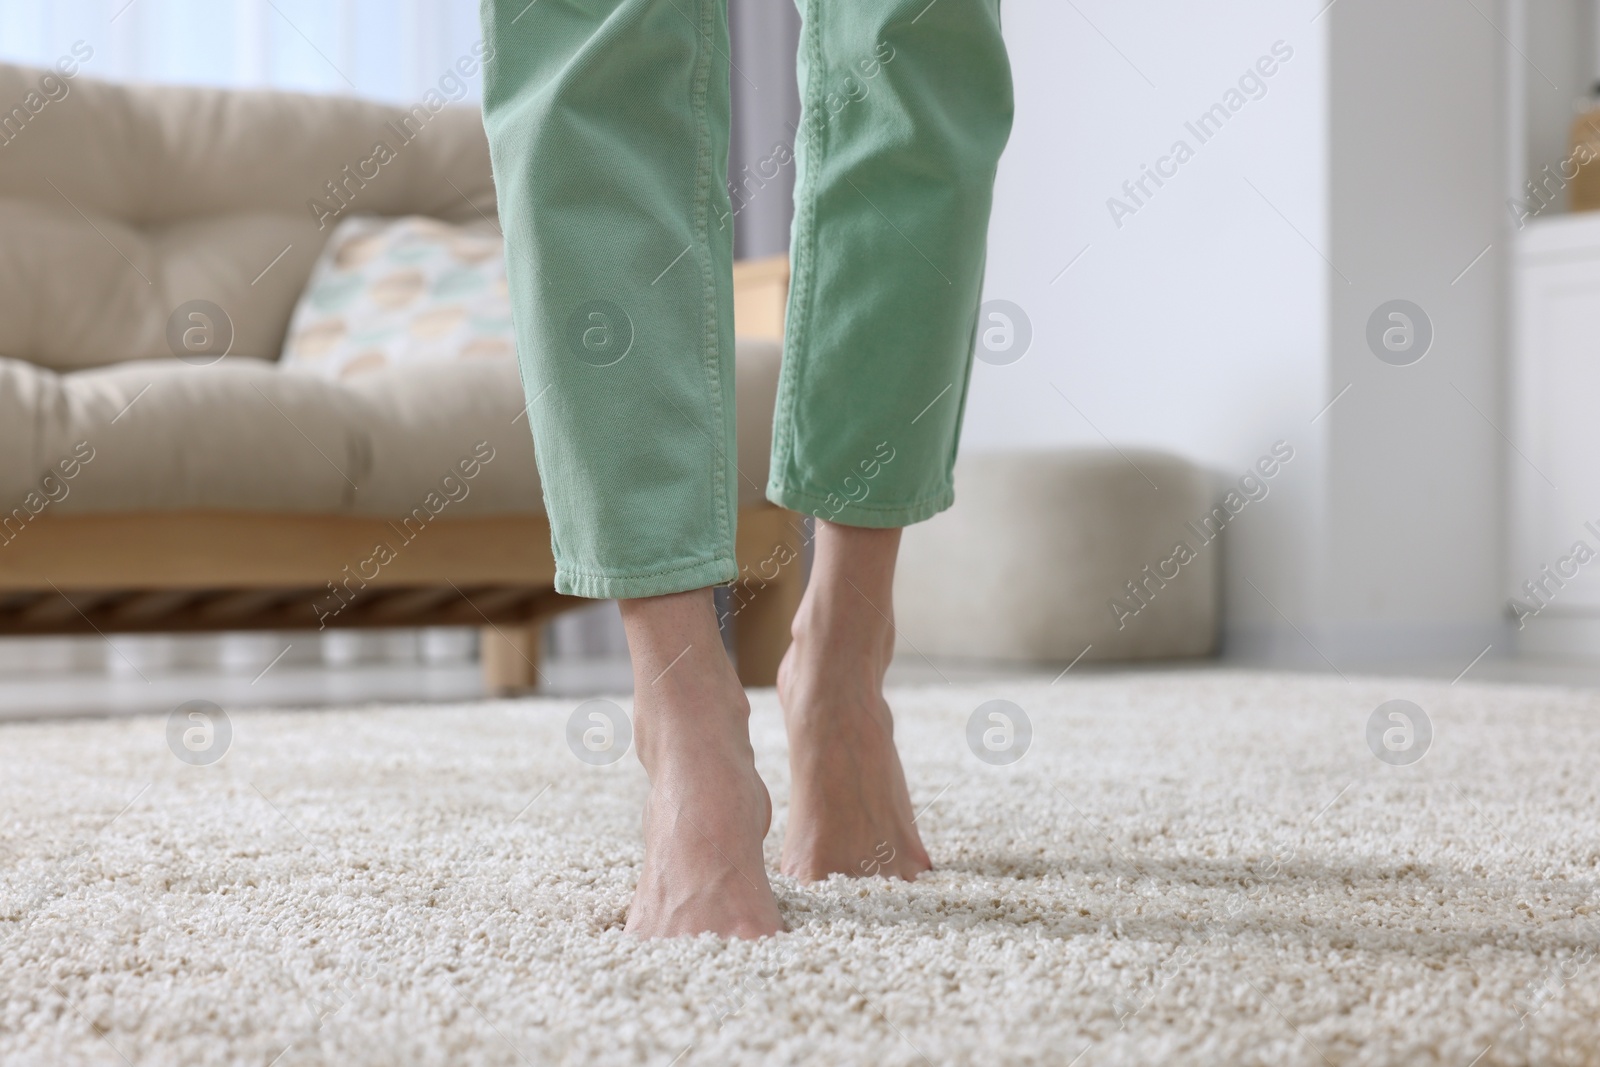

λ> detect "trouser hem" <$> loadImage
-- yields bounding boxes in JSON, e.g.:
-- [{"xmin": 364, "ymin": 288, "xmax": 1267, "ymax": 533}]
[
  {"xmin": 765, "ymin": 484, "xmax": 954, "ymax": 529},
  {"xmin": 554, "ymin": 556, "xmax": 738, "ymax": 600}
]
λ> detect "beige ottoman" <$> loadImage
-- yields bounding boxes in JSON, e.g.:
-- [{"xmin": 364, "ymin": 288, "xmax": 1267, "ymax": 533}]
[{"xmin": 894, "ymin": 449, "xmax": 1220, "ymax": 664}]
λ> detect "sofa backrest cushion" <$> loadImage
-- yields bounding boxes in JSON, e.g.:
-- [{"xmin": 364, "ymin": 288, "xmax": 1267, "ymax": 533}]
[{"xmin": 0, "ymin": 60, "xmax": 497, "ymax": 373}]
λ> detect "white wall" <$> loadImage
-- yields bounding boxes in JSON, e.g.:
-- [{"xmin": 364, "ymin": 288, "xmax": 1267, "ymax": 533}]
[
  {"xmin": 977, "ymin": 0, "xmax": 1520, "ymax": 669},
  {"xmin": 1320, "ymin": 0, "xmax": 1510, "ymax": 663},
  {"xmin": 972, "ymin": 0, "xmax": 1330, "ymax": 655}
]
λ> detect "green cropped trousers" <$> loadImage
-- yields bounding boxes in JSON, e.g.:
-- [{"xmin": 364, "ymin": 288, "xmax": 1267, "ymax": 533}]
[{"xmin": 480, "ymin": 0, "xmax": 1012, "ymax": 599}]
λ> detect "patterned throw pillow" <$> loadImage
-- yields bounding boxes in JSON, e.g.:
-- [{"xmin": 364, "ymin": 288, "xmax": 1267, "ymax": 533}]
[{"xmin": 279, "ymin": 215, "xmax": 516, "ymax": 378}]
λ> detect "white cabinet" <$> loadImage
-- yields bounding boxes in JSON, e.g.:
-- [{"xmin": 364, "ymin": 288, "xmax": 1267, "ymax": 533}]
[{"xmin": 1512, "ymin": 211, "xmax": 1600, "ymax": 657}]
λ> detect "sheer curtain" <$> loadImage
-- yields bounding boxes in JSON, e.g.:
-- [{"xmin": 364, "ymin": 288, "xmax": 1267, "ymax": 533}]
[
  {"xmin": 0, "ymin": 0, "xmax": 487, "ymax": 104},
  {"xmin": 0, "ymin": 0, "xmax": 798, "ymax": 680}
]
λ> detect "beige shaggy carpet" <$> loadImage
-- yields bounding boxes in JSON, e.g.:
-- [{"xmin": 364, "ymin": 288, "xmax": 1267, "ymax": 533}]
[{"xmin": 3, "ymin": 671, "xmax": 1600, "ymax": 1067}]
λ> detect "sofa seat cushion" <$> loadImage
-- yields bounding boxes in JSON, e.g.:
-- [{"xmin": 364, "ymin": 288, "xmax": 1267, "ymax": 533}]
[{"xmin": 0, "ymin": 339, "xmax": 782, "ymax": 519}]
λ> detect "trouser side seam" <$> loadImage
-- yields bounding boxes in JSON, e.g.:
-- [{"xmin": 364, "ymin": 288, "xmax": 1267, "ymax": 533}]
[
  {"xmin": 771, "ymin": 0, "xmax": 824, "ymax": 496},
  {"xmin": 690, "ymin": 0, "xmax": 733, "ymax": 572}
]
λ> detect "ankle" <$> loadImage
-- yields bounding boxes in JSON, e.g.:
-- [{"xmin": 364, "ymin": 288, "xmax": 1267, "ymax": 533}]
[
  {"xmin": 634, "ymin": 668, "xmax": 749, "ymax": 720},
  {"xmin": 636, "ymin": 653, "xmax": 750, "ymax": 759},
  {"xmin": 789, "ymin": 595, "xmax": 895, "ymax": 670}
]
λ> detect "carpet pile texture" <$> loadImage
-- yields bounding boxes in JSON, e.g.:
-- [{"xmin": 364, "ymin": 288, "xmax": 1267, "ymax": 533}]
[{"xmin": 3, "ymin": 671, "xmax": 1599, "ymax": 1066}]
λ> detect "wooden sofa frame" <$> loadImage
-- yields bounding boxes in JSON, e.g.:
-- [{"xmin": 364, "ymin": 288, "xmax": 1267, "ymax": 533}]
[{"xmin": 0, "ymin": 255, "xmax": 805, "ymax": 693}]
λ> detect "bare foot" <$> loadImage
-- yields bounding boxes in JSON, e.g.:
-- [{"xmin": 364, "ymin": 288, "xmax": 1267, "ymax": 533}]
[
  {"xmin": 620, "ymin": 590, "xmax": 784, "ymax": 939},
  {"xmin": 777, "ymin": 523, "xmax": 932, "ymax": 883}
]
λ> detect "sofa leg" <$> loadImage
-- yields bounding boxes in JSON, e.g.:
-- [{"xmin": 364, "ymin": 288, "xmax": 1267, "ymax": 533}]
[
  {"xmin": 732, "ymin": 516, "xmax": 806, "ymax": 688},
  {"xmin": 481, "ymin": 621, "xmax": 545, "ymax": 696}
]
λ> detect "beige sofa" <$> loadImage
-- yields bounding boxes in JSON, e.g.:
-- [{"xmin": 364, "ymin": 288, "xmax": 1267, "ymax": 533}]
[{"xmin": 0, "ymin": 64, "xmax": 804, "ymax": 690}]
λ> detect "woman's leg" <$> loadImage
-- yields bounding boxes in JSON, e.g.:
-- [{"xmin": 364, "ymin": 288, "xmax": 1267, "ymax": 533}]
[
  {"xmin": 773, "ymin": 0, "xmax": 1014, "ymax": 879},
  {"xmin": 620, "ymin": 590, "xmax": 783, "ymax": 938},
  {"xmin": 481, "ymin": 0, "xmax": 781, "ymax": 936},
  {"xmin": 481, "ymin": 0, "xmax": 739, "ymax": 600},
  {"xmin": 779, "ymin": 521, "xmax": 931, "ymax": 881}
]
